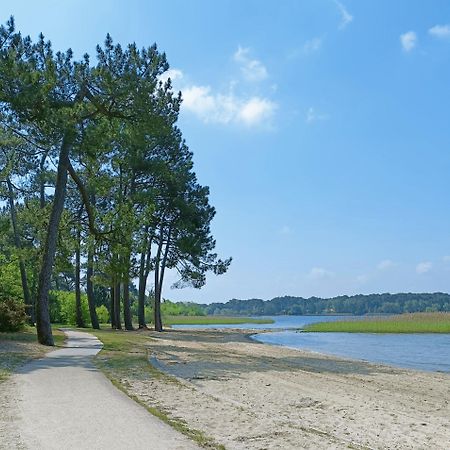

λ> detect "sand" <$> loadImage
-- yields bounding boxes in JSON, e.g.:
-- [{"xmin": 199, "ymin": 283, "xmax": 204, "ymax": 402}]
[{"xmin": 129, "ymin": 329, "xmax": 450, "ymax": 450}]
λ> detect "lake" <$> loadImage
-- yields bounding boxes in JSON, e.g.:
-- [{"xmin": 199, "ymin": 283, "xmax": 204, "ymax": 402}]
[{"xmin": 173, "ymin": 315, "xmax": 450, "ymax": 373}]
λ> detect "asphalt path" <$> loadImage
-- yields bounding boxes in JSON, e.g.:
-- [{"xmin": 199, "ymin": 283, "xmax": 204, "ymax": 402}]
[{"xmin": 13, "ymin": 329, "xmax": 199, "ymax": 449}]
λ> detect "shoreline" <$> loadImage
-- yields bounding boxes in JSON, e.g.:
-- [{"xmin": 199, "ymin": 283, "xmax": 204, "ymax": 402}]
[{"xmin": 127, "ymin": 328, "xmax": 449, "ymax": 449}]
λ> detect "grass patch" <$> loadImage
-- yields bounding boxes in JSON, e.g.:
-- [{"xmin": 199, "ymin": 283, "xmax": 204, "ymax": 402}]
[
  {"xmin": 0, "ymin": 326, "xmax": 65, "ymax": 382},
  {"xmin": 304, "ymin": 312, "xmax": 450, "ymax": 333},
  {"xmin": 164, "ymin": 315, "xmax": 273, "ymax": 325},
  {"xmin": 86, "ymin": 328, "xmax": 225, "ymax": 449}
]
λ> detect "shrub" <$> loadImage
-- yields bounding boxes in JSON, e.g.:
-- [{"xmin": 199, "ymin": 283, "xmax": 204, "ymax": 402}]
[
  {"xmin": 0, "ymin": 296, "xmax": 27, "ymax": 332},
  {"xmin": 49, "ymin": 291, "xmax": 90, "ymax": 325},
  {"xmin": 96, "ymin": 305, "xmax": 110, "ymax": 324}
]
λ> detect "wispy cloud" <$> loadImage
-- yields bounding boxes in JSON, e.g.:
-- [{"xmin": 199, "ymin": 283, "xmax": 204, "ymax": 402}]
[
  {"xmin": 280, "ymin": 225, "xmax": 292, "ymax": 235},
  {"xmin": 356, "ymin": 274, "xmax": 369, "ymax": 283},
  {"xmin": 429, "ymin": 24, "xmax": 450, "ymax": 39},
  {"xmin": 377, "ymin": 259, "xmax": 396, "ymax": 271},
  {"xmin": 443, "ymin": 255, "xmax": 450, "ymax": 263},
  {"xmin": 234, "ymin": 46, "xmax": 268, "ymax": 82},
  {"xmin": 306, "ymin": 107, "xmax": 329, "ymax": 124},
  {"xmin": 400, "ymin": 31, "xmax": 417, "ymax": 52},
  {"xmin": 182, "ymin": 84, "xmax": 276, "ymax": 127},
  {"xmin": 334, "ymin": 1, "xmax": 353, "ymax": 30},
  {"xmin": 303, "ymin": 37, "xmax": 323, "ymax": 54},
  {"xmin": 416, "ymin": 261, "xmax": 432, "ymax": 274},
  {"xmin": 164, "ymin": 47, "xmax": 276, "ymax": 128},
  {"xmin": 308, "ymin": 267, "xmax": 335, "ymax": 280}
]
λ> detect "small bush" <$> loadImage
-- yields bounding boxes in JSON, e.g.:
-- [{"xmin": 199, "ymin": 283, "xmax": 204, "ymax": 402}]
[
  {"xmin": 49, "ymin": 291, "xmax": 89, "ymax": 325},
  {"xmin": 0, "ymin": 297, "xmax": 27, "ymax": 332},
  {"xmin": 96, "ymin": 305, "xmax": 110, "ymax": 324}
]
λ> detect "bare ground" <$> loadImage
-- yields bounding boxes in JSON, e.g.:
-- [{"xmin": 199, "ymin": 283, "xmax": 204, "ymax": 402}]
[{"xmin": 119, "ymin": 328, "xmax": 450, "ymax": 450}]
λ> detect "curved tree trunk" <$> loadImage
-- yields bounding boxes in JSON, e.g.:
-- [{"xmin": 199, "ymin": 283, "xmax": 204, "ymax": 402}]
[
  {"xmin": 36, "ymin": 132, "xmax": 75, "ymax": 346},
  {"xmin": 86, "ymin": 245, "xmax": 99, "ymax": 329},
  {"xmin": 75, "ymin": 224, "xmax": 85, "ymax": 328},
  {"xmin": 6, "ymin": 178, "xmax": 34, "ymax": 325}
]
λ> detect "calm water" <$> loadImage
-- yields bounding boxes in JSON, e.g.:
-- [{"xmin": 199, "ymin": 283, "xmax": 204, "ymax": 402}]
[
  {"xmin": 172, "ymin": 314, "xmax": 353, "ymax": 330},
  {"xmin": 253, "ymin": 331, "xmax": 450, "ymax": 373},
  {"xmin": 173, "ymin": 315, "xmax": 450, "ymax": 372}
]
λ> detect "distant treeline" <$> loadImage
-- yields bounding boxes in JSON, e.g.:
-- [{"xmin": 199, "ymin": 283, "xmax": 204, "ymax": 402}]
[{"xmin": 202, "ymin": 293, "xmax": 450, "ymax": 316}]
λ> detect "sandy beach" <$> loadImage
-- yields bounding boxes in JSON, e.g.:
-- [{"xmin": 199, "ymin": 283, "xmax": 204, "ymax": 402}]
[{"xmin": 130, "ymin": 329, "xmax": 450, "ymax": 450}]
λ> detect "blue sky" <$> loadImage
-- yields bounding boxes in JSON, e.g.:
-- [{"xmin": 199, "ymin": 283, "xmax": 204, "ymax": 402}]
[{"xmin": 4, "ymin": 0, "xmax": 450, "ymax": 302}]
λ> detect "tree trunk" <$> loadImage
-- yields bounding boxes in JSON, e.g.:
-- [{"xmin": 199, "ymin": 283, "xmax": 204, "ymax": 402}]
[
  {"xmin": 86, "ymin": 245, "xmax": 99, "ymax": 329},
  {"xmin": 110, "ymin": 283, "xmax": 116, "ymax": 328},
  {"xmin": 36, "ymin": 132, "xmax": 75, "ymax": 346},
  {"xmin": 154, "ymin": 237, "xmax": 163, "ymax": 332},
  {"xmin": 137, "ymin": 249, "xmax": 147, "ymax": 328},
  {"xmin": 138, "ymin": 233, "xmax": 152, "ymax": 329},
  {"xmin": 6, "ymin": 178, "xmax": 34, "ymax": 325},
  {"xmin": 75, "ymin": 224, "xmax": 85, "ymax": 328},
  {"xmin": 123, "ymin": 279, "xmax": 133, "ymax": 330},
  {"xmin": 114, "ymin": 280, "xmax": 122, "ymax": 329}
]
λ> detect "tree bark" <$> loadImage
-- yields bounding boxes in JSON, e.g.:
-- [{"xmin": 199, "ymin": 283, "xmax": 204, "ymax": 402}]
[
  {"xmin": 86, "ymin": 244, "xmax": 99, "ymax": 329},
  {"xmin": 123, "ymin": 277, "xmax": 133, "ymax": 330},
  {"xmin": 138, "ymin": 232, "xmax": 152, "ymax": 328},
  {"xmin": 6, "ymin": 178, "xmax": 34, "ymax": 325},
  {"xmin": 110, "ymin": 283, "xmax": 116, "ymax": 328},
  {"xmin": 36, "ymin": 131, "xmax": 75, "ymax": 346},
  {"xmin": 114, "ymin": 280, "xmax": 122, "ymax": 329},
  {"xmin": 75, "ymin": 223, "xmax": 85, "ymax": 328},
  {"xmin": 154, "ymin": 228, "xmax": 171, "ymax": 332}
]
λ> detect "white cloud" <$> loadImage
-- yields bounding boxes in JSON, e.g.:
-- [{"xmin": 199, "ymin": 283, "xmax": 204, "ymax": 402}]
[
  {"xmin": 416, "ymin": 261, "xmax": 432, "ymax": 274},
  {"xmin": 234, "ymin": 46, "xmax": 268, "ymax": 82},
  {"xmin": 158, "ymin": 68, "xmax": 184, "ymax": 85},
  {"xmin": 238, "ymin": 97, "xmax": 276, "ymax": 126},
  {"xmin": 334, "ymin": 1, "xmax": 353, "ymax": 29},
  {"xmin": 306, "ymin": 107, "xmax": 329, "ymax": 124},
  {"xmin": 308, "ymin": 267, "xmax": 335, "ymax": 280},
  {"xmin": 443, "ymin": 255, "xmax": 450, "ymax": 263},
  {"xmin": 429, "ymin": 24, "xmax": 450, "ymax": 39},
  {"xmin": 377, "ymin": 259, "xmax": 396, "ymax": 271},
  {"xmin": 182, "ymin": 85, "xmax": 276, "ymax": 127},
  {"xmin": 303, "ymin": 37, "xmax": 323, "ymax": 54},
  {"xmin": 400, "ymin": 31, "xmax": 417, "ymax": 52}
]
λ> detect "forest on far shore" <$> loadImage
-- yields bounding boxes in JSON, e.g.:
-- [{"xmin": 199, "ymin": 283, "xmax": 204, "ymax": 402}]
[{"xmin": 201, "ymin": 293, "xmax": 450, "ymax": 316}]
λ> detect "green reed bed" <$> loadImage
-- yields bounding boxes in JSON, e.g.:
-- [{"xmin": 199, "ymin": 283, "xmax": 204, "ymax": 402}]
[
  {"xmin": 163, "ymin": 315, "xmax": 274, "ymax": 325},
  {"xmin": 304, "ymin": 312, "xmax": 450, "ymax": 333}
]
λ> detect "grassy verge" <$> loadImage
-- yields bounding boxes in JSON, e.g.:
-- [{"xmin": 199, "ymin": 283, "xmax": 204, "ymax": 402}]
[
  {"xmin": 87, "ymin": 328, "xmax": 225, "ymax": 449},
  {"xmin": 304, "ymin": 312, "xmax": 450, "ymax": 333},
  {"xmin": 164, "ymin": 315, "xmax": 273, "ymax": 325},
  {"xmin": 0, "ymin": 326, "xmax": 65, "ymax": 382}
]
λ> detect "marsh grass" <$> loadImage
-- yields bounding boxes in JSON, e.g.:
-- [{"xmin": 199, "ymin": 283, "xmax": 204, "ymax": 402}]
[
  {"xmin": 304, "ymin": 312, "xmax": 450, "ymax": 333},
  {"xmin": 163, "ymin": 315, "xmax": 273, "ymax": 325}
]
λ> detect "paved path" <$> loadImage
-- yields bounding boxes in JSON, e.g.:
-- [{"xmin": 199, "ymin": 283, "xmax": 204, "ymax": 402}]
[{"xmin": 13, "ymin": 330, "xmax": 199, "ymax": 450}]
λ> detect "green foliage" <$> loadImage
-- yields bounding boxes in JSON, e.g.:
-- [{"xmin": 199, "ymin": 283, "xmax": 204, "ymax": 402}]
[
  {"xmin": 96, "ymin": 305, "xmax": 110, "ymax": 324},
  {"xmin": 0, "ymin": 296, "xmax": 27, "ymax": 332},
  {"xmin": 304, "ymin": 312, "xmax": 450, "ymax": 333},
  {"xmin": 49, "ymin": 291, "xmax": 90, "ymax": 325}
]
